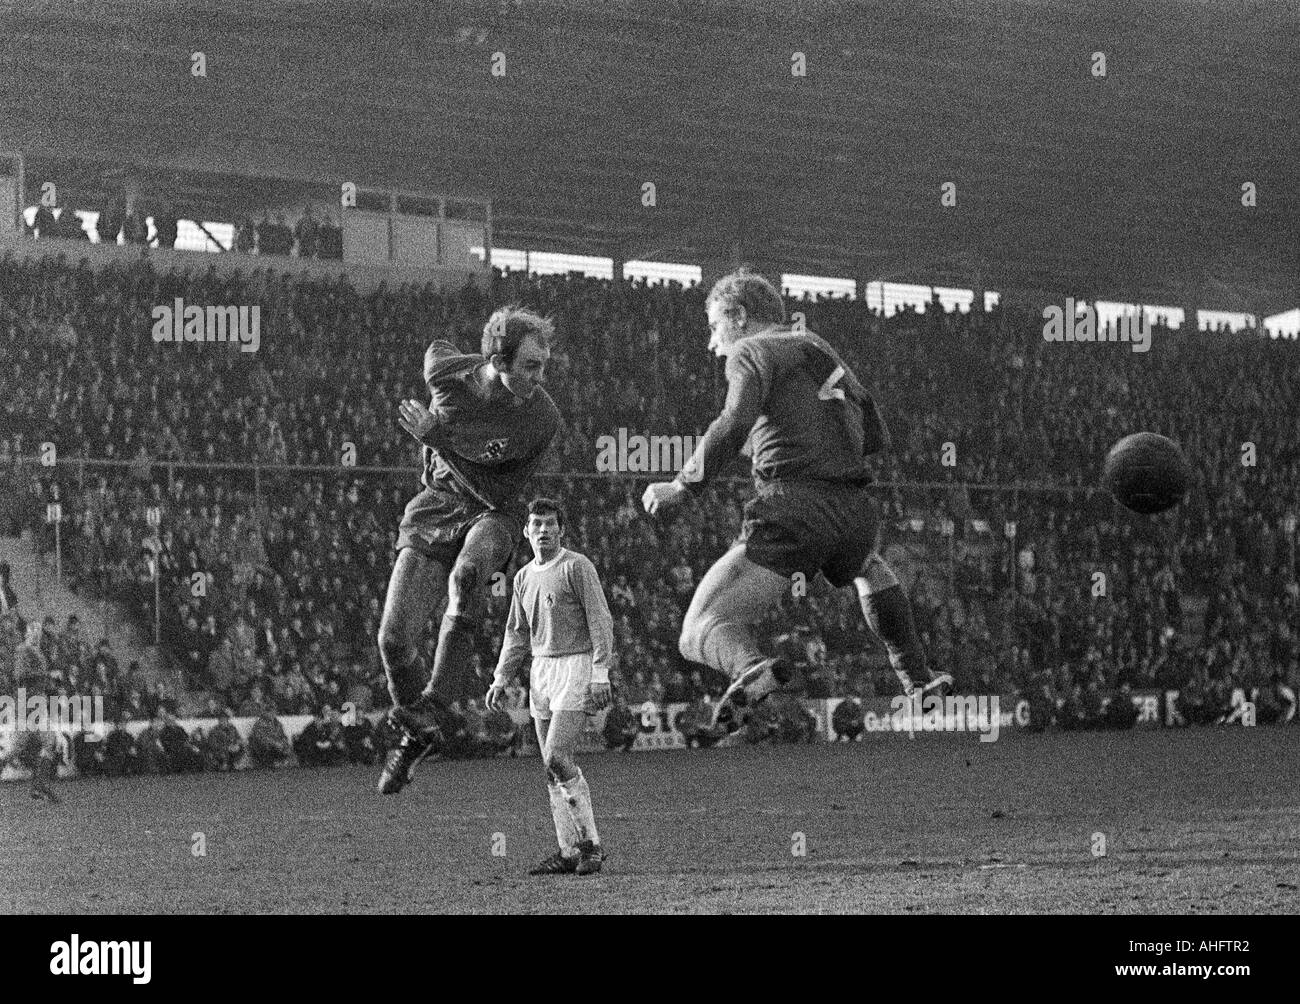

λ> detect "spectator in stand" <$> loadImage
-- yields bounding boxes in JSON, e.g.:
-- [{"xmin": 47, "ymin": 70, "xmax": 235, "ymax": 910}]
[
  {"xmin": 96, "ymin": 202, "xmax": 125, "ymax": 245},
  {"xmin": 1255, "ymin": 663, "xmax": 1298, "ymax": 724},
  {"xmin": 771, "ymin": 694, "xmax": 818, "ymax": 744},
  {"xmin": 294, "ymin": 207, "xmax": 320, "ymax": 259},
  {"xmin": 677, "ymin": 694, "xmax": 725, "ymax": 748},
  {"xmin": 317, "ymin": 212, "xmax": 342, "ymax": 258},
  {"xmin": 738, "ymin": 698, "xmax": 781, "ymax": 744},
  {"xmin": 263, "ymin": 213, "xmax": 293, "ymax": 255},
  {"xmin": 238, "ymin": 683, "xmax": 271, "ymax": 718},
  {"xmin": 72, "ymin": 726, "xmax": 102, "ymax": 776},
  {"xmin": 152, "ymin": 209, "xmax": 179, "ymax": 250},
  {"xmin": 482, "ymin": 701, "xmax": 521, "ymax": 757},
  {"xmin": 293, "ymin": 705, "xmax": 347, "ymax": 766},
  {"xmin": 204, "ymin": 709, "xmax": 245, "ymax": 771},
  {"xmin": 341, "ymin": 710, "xmax": 378, "ymax": 765},
  {"xmin": 662, "ymin": 667, "xmax": 691, "ymax": 703},
  {"xmin": 134, "ymin": 712, "xmax": 168, "ymax": 773},
  {"xmin": 122, "ymin": 209, "xmax": 149, "ymax": 245},
  {"xmin": 0, "ymin": 562, "xmax": 18, "ymax": 617},
  {"xmin": 102, "ymin": 714, "xmax": 138, "ymax": 775},
  {"xmin": 1103, "ymin": 683, "xmax": 1139, "ymax": 730},
  {"xmin": 15, "ymin": 620, "xmax": 48, "ymax": 689},
  {"xmin": 255, "ymin": 214, "xmax": 274, "ymax": 255},
  {"xmin": 183, "ymin": 725, "xmax": 208, "ymax": 771},
  {"xmin": 602, "ymin": 695, "xmax": 638, "ymax": 751},
  {"xmin": 159, "ymin": 711, "xmax": 200, "ymax": 772},
  {"xmin": 57, "ymin": 209, "xmax": 88, "ymax": 240},
  {"xmin": 832, "ymin": 697, "xmax": 865, "ymax": 741},
  {"xmin": 1176, "ymin": 671, "xmax": 1213, "ymax": 726},
  {"xmin": 233, "ymin": 216, "xmax": 255, "ymax": 253},
  {"xmin": 248, "ymin": 708, "xmax": 293, "ymax": 768},
  {"xmin": 32, "ymin": 204, "xmax": 56, "ymax": 239}
]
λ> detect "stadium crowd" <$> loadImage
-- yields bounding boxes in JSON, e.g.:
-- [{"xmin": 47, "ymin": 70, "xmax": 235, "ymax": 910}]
[
  {"xmin": 2, "ymin": 249, "xmax": 1298, "ymax": 741},
  {"xmin": 25, "ymin": 204, "xmax": 344, "ymax": 259}
]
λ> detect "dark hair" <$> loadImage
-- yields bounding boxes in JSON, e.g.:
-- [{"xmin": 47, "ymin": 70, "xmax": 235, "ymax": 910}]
[
  {"xmin": 706, "ymin": 268, "xmax": 786, "ymax": 325},
  {"xmin": 481, "ymin": 306, "xmax": 555, "ymax": 366},
  {"xmin": 527, "ymin": 497, "xmax": 566, "ymax": 531}
]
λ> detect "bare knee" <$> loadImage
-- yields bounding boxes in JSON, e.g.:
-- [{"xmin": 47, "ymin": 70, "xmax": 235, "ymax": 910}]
[
  {"xmin": 678, "ymin": 625, "xmax": 699, "ymax": 664},
  {"xmin": 678, "ymin": 610, "xmax": 713, "ymax": 664},
  {"xmin": 678, "ymin": 604, "xmax": 704, "ymax": 660}
]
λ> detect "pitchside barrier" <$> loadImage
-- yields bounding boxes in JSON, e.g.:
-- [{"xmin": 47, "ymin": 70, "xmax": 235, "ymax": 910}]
[{"xmin": 0, "ymin": 688, "xmax": 1266, "ymax": 782}]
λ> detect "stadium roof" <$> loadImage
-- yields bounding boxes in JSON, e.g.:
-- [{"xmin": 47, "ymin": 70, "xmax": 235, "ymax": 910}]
[{"xmin": 2, "ymin": 0, "xmax": 1297, "ymax": 312}]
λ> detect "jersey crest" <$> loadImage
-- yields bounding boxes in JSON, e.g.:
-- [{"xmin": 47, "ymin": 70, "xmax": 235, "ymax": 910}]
[{"xmin": 478, "ymin": 438, "xmax": 509, "ymax": 462}]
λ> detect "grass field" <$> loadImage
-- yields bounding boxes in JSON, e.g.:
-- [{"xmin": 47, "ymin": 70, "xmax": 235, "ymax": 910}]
[{"xmin": 3, "ymin": 727, "xmax": 1298, "ymax": 914}]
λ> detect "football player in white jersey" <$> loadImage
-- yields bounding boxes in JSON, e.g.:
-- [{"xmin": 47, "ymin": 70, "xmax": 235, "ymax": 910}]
[{"xmin": 487, "ymin": 498, "xmax": 614, "ymax": 876}]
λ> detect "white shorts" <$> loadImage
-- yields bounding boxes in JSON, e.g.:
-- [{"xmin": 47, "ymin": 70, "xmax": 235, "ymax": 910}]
[{"xmin": 530, "ymin": 653, "xmax": 594, "ymax": 719}]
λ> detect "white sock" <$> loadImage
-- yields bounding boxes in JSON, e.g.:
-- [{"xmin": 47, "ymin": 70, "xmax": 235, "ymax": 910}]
[
  {"xmin": 888, "ymin": 652, "xmax": 915, "ymax": 696},
  {"xmin": 740, "ymin": 657, "xmax": 782, "ymax": 703},
  {"xmin": 557, "ymin": 770, "xmax": 600, "ymax": 848},
  {"xmin": 548, "ymin": 782, "xmax": 580, "ymax": 857}
]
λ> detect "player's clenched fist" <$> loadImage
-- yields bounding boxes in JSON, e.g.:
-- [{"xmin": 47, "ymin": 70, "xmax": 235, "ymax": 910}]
[
  {"xmin": 485, "ymin": 683, "xmax": 509, "ymax": 712},
  {"xmin": 642, "ymin": 480, "xmax": 687, "ymax": 515}
]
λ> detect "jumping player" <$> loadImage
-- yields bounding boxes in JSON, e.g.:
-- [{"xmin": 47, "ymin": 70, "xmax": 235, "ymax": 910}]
[
  {"xmin": 486, "ymin": 498, "xmax": 612, "ymax": 876},
  {"xmin": 377, "ymin": 308, "xmax": 562, "ymax": 795},
  {"xmin": 642, "ymin": 269, "xmax": 951, "ymax": 729}
]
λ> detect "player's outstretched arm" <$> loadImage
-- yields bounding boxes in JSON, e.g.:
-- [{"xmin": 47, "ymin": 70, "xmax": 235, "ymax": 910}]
[
  {"xmin": 643, "ymin": 350, "xmax": 763, "ymax": 515},
  {"xmin": 641, "ymin": 479, "xmax": 687, "ymax": 515}
]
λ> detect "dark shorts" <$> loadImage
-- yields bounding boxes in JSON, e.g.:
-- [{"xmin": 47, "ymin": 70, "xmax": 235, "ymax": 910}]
[
  {"xmin": 395, "ymin": 487, "xmax": 519, "ymax": 567},
  {"xmin": 739, "ymin": 480, "xmax": 881, "ymax": 588}
]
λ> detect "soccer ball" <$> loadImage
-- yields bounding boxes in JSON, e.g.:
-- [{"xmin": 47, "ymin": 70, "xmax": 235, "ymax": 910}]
[{"xmin": 1102, "ymin": 432, "xmax": 1190, "ymax": 515}]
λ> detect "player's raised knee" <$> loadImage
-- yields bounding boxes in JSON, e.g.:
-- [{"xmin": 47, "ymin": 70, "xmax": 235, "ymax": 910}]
[
  {"xmin": 448, "ymin": 559, "xmax": 479, "ymax": 598},
  {"xmin": 678, "ymin": 622, "xmax": 702, "ymax": 665}
]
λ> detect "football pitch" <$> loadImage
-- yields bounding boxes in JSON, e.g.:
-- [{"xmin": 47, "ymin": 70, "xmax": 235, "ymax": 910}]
[{"xmin": 3, "ymin": 728, "xmax": 1298, "ymax": 914}]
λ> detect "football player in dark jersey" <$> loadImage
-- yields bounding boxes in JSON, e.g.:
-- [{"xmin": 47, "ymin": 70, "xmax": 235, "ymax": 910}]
[
  {"xmin": 377, "ymin": 307, "xmax": 562, "ymax": 794},
  {"xmin": 643, "ymin": 269, "xmax": 950, "ymax": 729}
]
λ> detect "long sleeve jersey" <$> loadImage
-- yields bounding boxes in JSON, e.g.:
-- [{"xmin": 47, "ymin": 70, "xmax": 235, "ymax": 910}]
[
  {"xmin": 677, "ymin": 328, "xmax": 888, "ymax": 491},
  {"xmin": 492, "ymin": 547, "xmax": 615, "ymax": 687},
  {"xmin": 418, "ymin": 340, "xmax": 561, "ymax": 515}
]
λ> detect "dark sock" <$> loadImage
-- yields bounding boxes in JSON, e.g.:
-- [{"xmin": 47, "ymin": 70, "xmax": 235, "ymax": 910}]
[
  {"xmin": 385, "ymin": 659, "xmax": 426, "ymax": 708},
  {"xmin": 423, "ymin": 612, "xmax": 475, "ymax": 704},
  {"xmin": 860, "ymin": 585, "xmax": 929, "ymax": 681}
]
